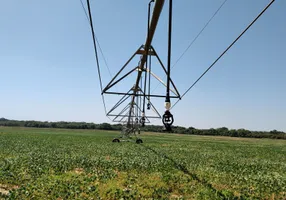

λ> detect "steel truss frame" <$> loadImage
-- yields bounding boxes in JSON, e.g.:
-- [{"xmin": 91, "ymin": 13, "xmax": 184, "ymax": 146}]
[{"xmin": 103, "ymin": 0, "xmax": 180, "ymax": 143}]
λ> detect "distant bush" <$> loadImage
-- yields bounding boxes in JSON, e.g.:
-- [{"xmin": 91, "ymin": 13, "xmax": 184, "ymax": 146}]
[{"xmin": 0, "ymin": 118, "xmax": 285, "ymax": 140}]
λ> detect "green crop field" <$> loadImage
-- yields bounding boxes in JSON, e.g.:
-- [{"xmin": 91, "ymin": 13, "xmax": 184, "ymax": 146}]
[{"xmin": 0, "ymin": 127, "xmax": 285, "ymax": 199}]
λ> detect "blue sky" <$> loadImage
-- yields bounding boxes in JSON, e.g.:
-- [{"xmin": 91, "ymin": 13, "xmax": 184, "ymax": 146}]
[{"xmin": 1, "ymin": 0, "xmax": 285, "ymax": 132}]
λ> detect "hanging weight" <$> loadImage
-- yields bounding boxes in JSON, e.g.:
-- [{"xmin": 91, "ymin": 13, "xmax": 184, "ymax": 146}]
[
  {"xmin": 147, "ymin": 103, "xmax": 151, "ymax": 110},
  {"xmin": 140, "ymin": 117, "xmax": 146, "ymax": 127},
  {"xmin": 162, "ymin": 110, "xmax": 174, "ymax": 131}
]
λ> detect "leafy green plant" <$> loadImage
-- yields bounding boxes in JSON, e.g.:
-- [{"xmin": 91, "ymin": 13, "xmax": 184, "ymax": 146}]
[{"xmin": 0, "ymin": 127, "xmax": 285, "ymax": 199}]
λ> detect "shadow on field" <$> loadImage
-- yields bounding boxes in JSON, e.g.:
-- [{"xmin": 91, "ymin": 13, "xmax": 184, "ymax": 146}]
[{"xmin": 141, "ymin": 144, "xmax": 226, "ymax": 198}]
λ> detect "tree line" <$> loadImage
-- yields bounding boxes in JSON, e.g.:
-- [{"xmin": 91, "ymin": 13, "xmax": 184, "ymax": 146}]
[{"xmin": 0, "ymin": 118, "xmax": 285, "ymax": 140}]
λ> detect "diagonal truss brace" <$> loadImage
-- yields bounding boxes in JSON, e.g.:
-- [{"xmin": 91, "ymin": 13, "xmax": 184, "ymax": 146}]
[{"xmin": 102, "ymin": 45, "xmax": 181, "ymax": 99}]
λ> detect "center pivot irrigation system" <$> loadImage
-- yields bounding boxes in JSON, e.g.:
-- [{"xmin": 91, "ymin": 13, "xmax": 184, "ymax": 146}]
[{"xmin": 83, "ymin": 0, "xmax": 276, "ymax": 143}]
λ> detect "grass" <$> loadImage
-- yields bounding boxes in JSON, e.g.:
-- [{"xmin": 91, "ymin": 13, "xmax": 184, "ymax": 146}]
[{"xmin": 0, "ymin": 126, "xmax": 285, "ymax": 199}]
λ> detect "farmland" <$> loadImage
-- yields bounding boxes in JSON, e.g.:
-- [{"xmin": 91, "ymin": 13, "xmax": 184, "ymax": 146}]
[{"xmin": 0, "ymin": 127, "xmax": 285, "ymax": 199}]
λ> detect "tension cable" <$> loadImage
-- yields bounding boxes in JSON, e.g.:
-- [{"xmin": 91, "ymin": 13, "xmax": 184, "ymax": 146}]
[
  {"xmin": 151, "ymin": 0, "xmax": 228, "ymax": 94},
  {"xmin": 85, "ymin": 0, "xmax": 110, "ymax": 117},
  {"xmin": 172, "ymin": 0, "xmax": 276, "ymax": 109}
]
